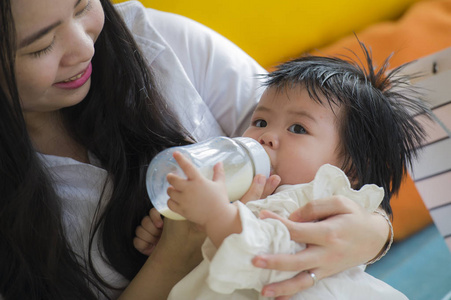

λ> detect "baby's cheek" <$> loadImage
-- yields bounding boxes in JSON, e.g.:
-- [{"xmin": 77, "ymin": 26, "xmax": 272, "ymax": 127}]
[
  {"xmin": 280, "ymin": 163, "xmax": 317, "ymax": 185},
  {"xmin": 242, "ymin": 128, "xmax": 257, "ymax": 140}
]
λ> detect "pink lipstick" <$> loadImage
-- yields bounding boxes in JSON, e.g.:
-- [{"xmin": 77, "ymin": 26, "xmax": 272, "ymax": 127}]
[{"xmin": 54, "ymin": 62, "xmax": 92, "ymax": 90}]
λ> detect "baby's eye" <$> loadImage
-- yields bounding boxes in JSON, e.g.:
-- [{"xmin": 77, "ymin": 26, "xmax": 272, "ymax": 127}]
[
  {"xmin": 254, "ymin": 119, "xmax": 267, "ymax": 128},
  {"xmin": 288, "ymin": 124, "xmax": 306, "ymax": 134}
]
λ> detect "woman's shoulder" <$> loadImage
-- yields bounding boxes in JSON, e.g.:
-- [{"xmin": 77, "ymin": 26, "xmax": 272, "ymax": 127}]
[{"xmin": 114, "ymin": 1, "xmax": 221, "ymax": 47}]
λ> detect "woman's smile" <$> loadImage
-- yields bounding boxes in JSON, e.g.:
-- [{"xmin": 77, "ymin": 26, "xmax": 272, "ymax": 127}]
[
  {"xmin": 13, "ymin": 0, "xmax": 104, "ymax": 113},
  {"xmin": 54, "ymin": 62, "xmax": 92, "ymax": 89}
]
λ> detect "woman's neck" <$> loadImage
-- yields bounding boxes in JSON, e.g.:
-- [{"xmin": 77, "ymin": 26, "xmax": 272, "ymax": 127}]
[{"xmin": 24, "ymin": 111, "xmax": 89, "ymax": 163}]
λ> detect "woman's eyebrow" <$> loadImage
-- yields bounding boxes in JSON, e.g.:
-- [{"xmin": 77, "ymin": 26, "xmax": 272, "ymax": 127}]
[
  {"xmin": 18, "ymin": 21, "xmax": 62, "ymax": 49},
  {"xmin": 18, "ymin": 0, "xmax": 82, "ymax": 49}
]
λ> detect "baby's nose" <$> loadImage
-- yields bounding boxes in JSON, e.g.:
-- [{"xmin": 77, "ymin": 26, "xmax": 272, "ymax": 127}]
[{"xmin": 259, "ymin": 132, "xmax": 279, "ymax": 149}]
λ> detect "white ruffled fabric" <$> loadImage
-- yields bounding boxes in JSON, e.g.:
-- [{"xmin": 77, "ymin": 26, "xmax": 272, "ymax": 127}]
[{"xmin": 169, "ymin": 164, "xmax": 408, "ymax": 300}]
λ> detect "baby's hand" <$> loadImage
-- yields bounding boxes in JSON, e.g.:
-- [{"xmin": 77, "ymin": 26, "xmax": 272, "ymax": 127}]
[
  {"xmin": 133, "ymin": 208, "xmax": 164, "ymax": 256},
  {"xmin": 166, "ymin": 151, "xmax": 229, "ymax": 226}
]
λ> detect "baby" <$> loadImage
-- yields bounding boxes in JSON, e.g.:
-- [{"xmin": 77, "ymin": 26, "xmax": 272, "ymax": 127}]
[{"xmin": 136, "ymin": 43, "xmax": 429, "ymax": 299}]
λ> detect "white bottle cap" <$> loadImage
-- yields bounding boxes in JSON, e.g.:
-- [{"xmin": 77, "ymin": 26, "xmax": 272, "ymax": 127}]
[{"xmin": 233, "ymin": 137, "xmax": 271, "ymax": 178}]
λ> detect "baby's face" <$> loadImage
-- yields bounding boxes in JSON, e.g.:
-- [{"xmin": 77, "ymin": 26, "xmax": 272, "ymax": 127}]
[{"xmin": 243, "ymin": 87, "xmax": 344, "ymax": 186}]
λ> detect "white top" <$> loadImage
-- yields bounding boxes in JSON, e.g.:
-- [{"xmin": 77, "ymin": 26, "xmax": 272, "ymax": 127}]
[
  {"xmin": 118, "ymin": 1, "xmax": 266, "ymax": 141},
  {"xmin": 168, "ymin": 164, "xmax": 408, "ymax": 300},
  {"xmin": 37, "ymin": 153, "xmax": 121, "ymax": 299},
  {"xmin": 32, "ymin": 1, "xmax": 266, "ymax": 299}
]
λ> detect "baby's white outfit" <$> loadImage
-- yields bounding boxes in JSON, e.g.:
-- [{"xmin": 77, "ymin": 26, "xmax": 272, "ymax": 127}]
[{"xmin": 168, "ymin": 164, "xmax": 408, "ymax": 300}]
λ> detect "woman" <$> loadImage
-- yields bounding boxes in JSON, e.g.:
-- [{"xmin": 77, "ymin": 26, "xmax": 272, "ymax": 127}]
[{"xmin": 0, "ymin": 0, "xmax": 390, "ymax": 299}]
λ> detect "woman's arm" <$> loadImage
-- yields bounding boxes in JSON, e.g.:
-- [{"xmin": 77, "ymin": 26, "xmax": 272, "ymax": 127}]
[
  {"xmin": 252, "ymin": 196, "xmax": 390, "ymax": 299},
  {"xmin": 142, "ymin": 5, "xmax": 266, "ymax": 137},
  {"xmin": 120, "ymin": 219, "xmax": 206, "ymax": 300},
  {"xmin": 125, "ymin": 170, "xmax": 279, "ymax": 299}
]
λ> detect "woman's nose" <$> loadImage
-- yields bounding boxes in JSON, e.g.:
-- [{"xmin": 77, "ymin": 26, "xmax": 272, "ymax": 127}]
[
  {"xmin": 259, "ymin": 132, "xmax": 279, "ymax": 149},
  {"xmin": 60, "ymin": 25, "xmax": 94, "ymax": 66}
]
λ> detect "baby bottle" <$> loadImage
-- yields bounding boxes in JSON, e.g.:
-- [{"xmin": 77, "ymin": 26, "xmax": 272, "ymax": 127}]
[{"xmin": 146, "ymin": 137, "xmax": 270, "ymax": 220}]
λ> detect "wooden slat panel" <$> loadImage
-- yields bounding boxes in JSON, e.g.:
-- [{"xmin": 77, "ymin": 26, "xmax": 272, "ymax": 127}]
[
  {"xmin": 410, "ymin": 139, "xmax": 451, "ymax": 181},
  {"xmin": 400, "ymin": 47, "xmax": 451, "ymax": 252},
  {"xmin": 415, "ymin": 172, "xmax": 451, "ymax": 209}
]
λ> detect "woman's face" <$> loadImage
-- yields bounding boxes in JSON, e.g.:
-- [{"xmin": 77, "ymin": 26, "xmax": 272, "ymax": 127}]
[{"xmin": 12, "ymin": 0, "xmax": 104, "ymax": 118}]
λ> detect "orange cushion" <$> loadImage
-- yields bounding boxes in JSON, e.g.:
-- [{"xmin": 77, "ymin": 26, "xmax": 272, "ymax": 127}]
[{"xmin": 316, "ymin": 0, "xmax": 451, "ymax": 240}]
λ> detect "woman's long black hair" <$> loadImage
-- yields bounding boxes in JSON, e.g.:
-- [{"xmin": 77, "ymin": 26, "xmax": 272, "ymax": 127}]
[{"xmin": 0, "ymin": 0, "xmax": 191, "ymax": 298}]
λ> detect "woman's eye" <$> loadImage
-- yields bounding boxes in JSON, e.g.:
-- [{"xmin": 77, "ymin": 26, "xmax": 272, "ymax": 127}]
[
  {"xmin": 30, "ymin": 40, "xmax": 55, "ymax": 58},
  {"xmin": 76, "ymin": 0, "xmax": 92, "ymax": 17},
  {"xmin": 254, "ymin": 119, "xmax": 267, "ymax": 128},
  {"xmin": 288, "ymin": 124, "xmax": 306, "ymax": 134}
]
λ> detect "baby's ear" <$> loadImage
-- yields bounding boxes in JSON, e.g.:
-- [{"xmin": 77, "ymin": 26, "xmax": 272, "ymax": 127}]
[
  {"xmin": 348, "ymin": 171, "xmax": 360, "ymax": 190},
  {"xmin": 340, "ymin": 159, "xmax": 359, "ymax": 189}
]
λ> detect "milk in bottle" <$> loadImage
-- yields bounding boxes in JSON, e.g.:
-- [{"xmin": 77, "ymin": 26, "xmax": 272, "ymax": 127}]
[{"xmin": 145, "ymin": 137, "xmax": 270, "ymax": 220}]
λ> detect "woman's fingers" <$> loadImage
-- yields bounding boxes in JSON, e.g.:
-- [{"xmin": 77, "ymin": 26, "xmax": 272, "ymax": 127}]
[
  {"xmin": 261, "ymin": 270, "xmax": 317, "ymax": 299},
  {"xmin": 259, "ymin": 210, "xmax": 331, "ymax": 246},
  {"xmin": 252, "ymin": 245, "xmax": 325, "ymax": 273},
  {"xmin": 252, "ymin": 196, "xmax": 391, "ymax": 297},
  {"xmin": 289, "ymin": 195, "xmax": 356, "ymax": 222}
]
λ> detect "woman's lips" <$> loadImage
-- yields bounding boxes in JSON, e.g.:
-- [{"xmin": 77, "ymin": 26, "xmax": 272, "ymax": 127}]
[{"xmin": 54, "ymin": 62, "xmax": 92, "ymax": 90}]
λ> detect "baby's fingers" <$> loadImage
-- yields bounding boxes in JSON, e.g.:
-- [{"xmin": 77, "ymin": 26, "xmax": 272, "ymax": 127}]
[
  {"xmin": 240, "ymin": 175, "xmax": 281, "ymax": 204},
  {"xmin": 172, "ymin": 151, "xmax": 200, "ymax": 180},
  {"xmin": 134, "ymin": 222, "xmax": 161, "ymax": 256},
  {"xmin": 133, "ymin": 235, "xmax": 156, "ymax": 256},
  {"xmin": 212, "ymin": 162, "xmax": 225, "ymax": 183},
  {"xmin": 149, "ymin": 208, "xmax": 164, "ymax": 230},
  {"xmin": 167, "ymin": 173, "xmax": 188, "ymax": 191},
  {"xmin": 136, "ymin": 220, "xmax": 161, "ymax": 242}
]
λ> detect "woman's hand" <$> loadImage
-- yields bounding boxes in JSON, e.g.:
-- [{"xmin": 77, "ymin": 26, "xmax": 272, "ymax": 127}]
[
  {"xmin": 121, "ymin": 218, "xmax": 206, "ymax": 300},
  {"xmin": 252, "ymin": 196, "xmax": 389, "ymax": 299}
]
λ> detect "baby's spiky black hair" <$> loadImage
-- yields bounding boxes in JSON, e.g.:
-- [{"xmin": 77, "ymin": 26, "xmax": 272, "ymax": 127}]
[{"xmin": 262, "ymin": 42, "xmax": 431, "ymax": 215}]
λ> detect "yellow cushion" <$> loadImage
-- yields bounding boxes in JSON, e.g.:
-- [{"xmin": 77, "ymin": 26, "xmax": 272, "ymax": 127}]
[
  {"xmin": 115, "ymin": 0, "xmax": 420, "ymax": 68},
  {"xmin": 115, "ymin": 0, "xmax": 447, "ymax": 240}
]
